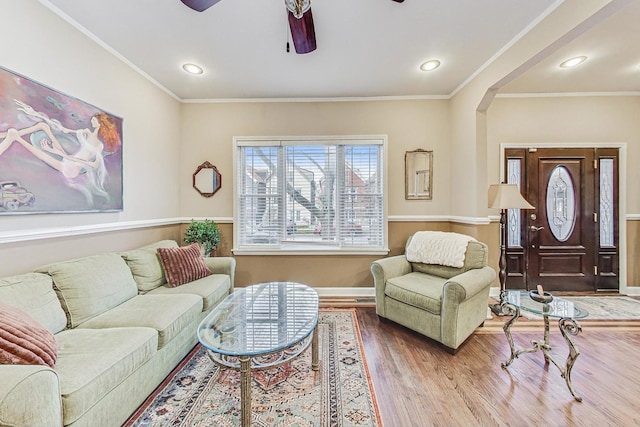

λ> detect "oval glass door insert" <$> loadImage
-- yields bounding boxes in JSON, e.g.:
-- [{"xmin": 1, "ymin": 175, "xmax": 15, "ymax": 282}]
[{"xmin": 546, "ymin": 165, "xmax": 576, "ymax": 242}]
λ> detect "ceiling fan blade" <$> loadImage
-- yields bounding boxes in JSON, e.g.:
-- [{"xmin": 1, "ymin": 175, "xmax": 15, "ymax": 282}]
[
  {"xmin": 288, "ymin": 8, "xmax": 316, "ymax": 54},
  {"xmin": 180, "ymin": 0, "xmax": 222, "ymax": 12}
]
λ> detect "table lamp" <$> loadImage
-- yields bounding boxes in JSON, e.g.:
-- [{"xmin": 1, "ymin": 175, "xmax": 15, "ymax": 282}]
[{"xmin": 488, "ymin": 183, "xmax": 535, "ymax": 315}]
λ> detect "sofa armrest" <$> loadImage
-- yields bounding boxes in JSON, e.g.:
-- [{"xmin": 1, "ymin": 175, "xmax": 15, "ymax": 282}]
[
  {"xmin": 442, "ymin": 266, "xmax": 496, "ymax": 303},
  {"xmin": 0, "ymin": 365, "xmax": 63, "ymax": 427},
  {"xmin": 204, "ymin": 257, "xmax": 236, "ymax": 291},
  {"xmin": 370, "ymin": 256, "xmax": 412, "ymax": 316}
]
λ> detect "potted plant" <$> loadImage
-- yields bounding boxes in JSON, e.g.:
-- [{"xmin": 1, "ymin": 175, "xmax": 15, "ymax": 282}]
[{"xmin": 184, "ymin": 219, "xmax": 220, "ymax": 256}]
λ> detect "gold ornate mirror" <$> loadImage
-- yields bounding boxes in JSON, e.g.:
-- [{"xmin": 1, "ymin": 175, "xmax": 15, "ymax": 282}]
[
  {"xmin": 193, "ymin": 161, "xmax": 221, "ymax": 197},
  {"xmin": 405, "ymin": 149, "xmax": 433, "ymax": 200}
]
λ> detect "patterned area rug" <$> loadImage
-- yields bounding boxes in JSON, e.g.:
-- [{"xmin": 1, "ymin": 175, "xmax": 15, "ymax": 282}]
[
  {"xmin": 520, "ymin": 296, "xmax": 640, "ymax": 320},
  {"xmin": 124, "ymin": 309, "xmax": 382, "ymax": 426}
]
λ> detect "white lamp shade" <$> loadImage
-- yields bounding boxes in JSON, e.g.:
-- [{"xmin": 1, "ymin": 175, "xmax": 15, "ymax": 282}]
[{"xmin": 488, "ymin": 184, "xmax": 534, "ymax": 210}]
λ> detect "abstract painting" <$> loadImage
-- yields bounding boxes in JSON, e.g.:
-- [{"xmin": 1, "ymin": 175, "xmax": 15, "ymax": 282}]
[{"xmin": 0, "ymin": 66, "xmax": 123, "ymax": 214}]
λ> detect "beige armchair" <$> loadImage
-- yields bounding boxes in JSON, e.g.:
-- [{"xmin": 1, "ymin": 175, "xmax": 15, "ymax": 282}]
[{"xmin": 371, "ymin": 232, "xmax": 496, "ymax": 353}]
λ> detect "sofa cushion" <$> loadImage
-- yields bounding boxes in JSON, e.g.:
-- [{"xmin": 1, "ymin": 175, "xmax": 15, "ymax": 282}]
[
  {"xmin": 54, "ymin": 327, "xmax": 157, "ymax": 426},
  {"xmin": 410, "ymin": 240, "xmax": 489, "ymax": 279},
  {"xmin": 76, "ymin": 294, "xmax": 202, "ymax": 349},
  {"xmin": 147, "ymin": 273, "xmax": 231, "ymax": 312},
  {"xmin": 0, "ymin": 301, "xmax": 58, "ymax": 368},
  {"xmin": 120, "ymin": 240, "xmax": 179, "ymax": 293},
  {"xmin": 157, "ymin": 244, "xmax": 212, "ymax": 287},
  {"xmin": 35, "ymin": 253, "xmax": 139, "ymax": 328},
  {"xmin": 385, "ymin": 272, "xmax": 446, "ymax": 315},
  {"xmin": 0, "ymin": 273, "xmax": 67, "ymax": 334}
]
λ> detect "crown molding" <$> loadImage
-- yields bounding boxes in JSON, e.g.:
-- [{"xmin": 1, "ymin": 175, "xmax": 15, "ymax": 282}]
[
  {"xmin": 182, "ymin": 94, "xmax": 450, "ymax": 104},
  {"xmin": 496, "ymin": 91, "xmax": 640, "ymax": 98}
]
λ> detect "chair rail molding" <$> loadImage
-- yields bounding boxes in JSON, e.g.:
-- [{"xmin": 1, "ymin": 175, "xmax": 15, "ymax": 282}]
[
  {"xmin": 6, "ymin": 214, "xmax": 638, "ymax": 244},
  {"xmin": 0, "ymin": 217, "xmax": 233, "ymax": 244}
]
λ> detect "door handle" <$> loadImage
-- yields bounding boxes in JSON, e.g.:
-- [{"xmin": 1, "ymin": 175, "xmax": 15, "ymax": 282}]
[{"xmin": 529, "ymin": 226, "xmax": 544, "ymax": 232}]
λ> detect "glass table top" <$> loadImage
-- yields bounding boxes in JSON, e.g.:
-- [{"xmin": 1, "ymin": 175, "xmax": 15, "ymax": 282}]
[
  {"xmin": 503, "ymin": 290, "xmax": 589, "ymax": 319},
  {"xmin": 197, "ymin": 282, "xmax": 319, "ymax": 357}
]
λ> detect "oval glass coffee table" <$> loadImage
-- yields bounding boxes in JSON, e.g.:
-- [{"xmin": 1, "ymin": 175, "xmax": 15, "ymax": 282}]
[
  {"xmin": 499, "ymin": 290, "xmax": 589, "ymax": 401},
  {"xmin": 197, "ymin": 282, "xmax": 319, "ymax": 427}
]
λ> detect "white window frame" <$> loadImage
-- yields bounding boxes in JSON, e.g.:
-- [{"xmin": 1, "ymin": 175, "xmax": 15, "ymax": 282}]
[{"xmin": 233, "ymin": 135, "xmax": 388, "ymax": 255}]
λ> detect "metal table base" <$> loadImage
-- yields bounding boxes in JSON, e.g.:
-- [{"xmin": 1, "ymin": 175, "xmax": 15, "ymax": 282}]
[{"xmin": 500, "ymin": 300, "xmax": 584, "ymax": 402}]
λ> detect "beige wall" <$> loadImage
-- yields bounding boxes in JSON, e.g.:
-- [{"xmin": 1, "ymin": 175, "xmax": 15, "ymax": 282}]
[
  {"xmin": 628, "ymin": 221, "xmax": 640, "ymax": 287},
  {"xmin": 448, "ymin": 0, "xmax": 616, "ymax": 219},
  {"xmin": 178, "ymin": 100, "xmax": 456, "ymax": 287},
  {"xmin": 2, "ymin": 1, "xmax": 637, "ymax": 293},
  {"xmin": 487, "ymin": 95, "xmax": 640, "ymax": 288},
  {"xmin": 487, "ymin": 96, "xmax": 640, "ymax": 212},
  {"xmin": 0, "ymin": 2, "xmax": 182, "ymax": 277},
  {"xmin": 202, "ymin": 221, "xmax": 493, "ymax": 288},
  {"xmin": 179, "ymin": 100, "xmax": 451, "ymax": 219},
  {"xmin": 201, "ymin": 221, "xmax": 455, "ymax": 287},
  {"xmin": 0, "ymin": 1, "xmax": 182, "ymax": 236},
  {"xmin": 0, "ymin": 225, "xmax": 183, "ymax": 277}
]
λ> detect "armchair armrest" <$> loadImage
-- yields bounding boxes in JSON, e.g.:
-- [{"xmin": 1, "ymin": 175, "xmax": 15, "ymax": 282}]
[
  {"xmin": 440, "ymin": 266, "xmax": 496, "ymax": 349},
  {"xmin": 0, "ymin": 365, "xmax": 62, "ymax": 427},
  {"xmin": 370, "ymin": 255, "xmax": 412, "ymax": 316},
  {"xmin": 442, "ymin": 266, "xmax": 496, "ymax": 303},
  {"xmin": 204, "ymin": 257, "xmax": 236, "ymax": 291}
]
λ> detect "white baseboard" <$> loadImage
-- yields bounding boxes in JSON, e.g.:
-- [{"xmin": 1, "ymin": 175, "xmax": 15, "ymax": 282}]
[
  {"xmin": 625, "ymin": 287, "xmax": 640, "ymax": 296},
  {"xmin": 490, "ymin": 286, "xmax": 640, "ymax": 297},
  {"xmin": 314, "ymin": 287, "xmax": 376, "ymax": 298},
  {"xmin": 309, "ymin": 286, "xmax": 640, "ymax": 299}
]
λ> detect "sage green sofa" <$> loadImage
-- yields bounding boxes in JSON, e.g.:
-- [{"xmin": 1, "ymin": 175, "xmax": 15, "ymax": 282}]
[
  {"xmin": 371, "ymin": 234, "xmax": 495, "ymax": 353},
  {"xmin": 0, "ymin": 240, "xmax": 235, "ymax": 427}
]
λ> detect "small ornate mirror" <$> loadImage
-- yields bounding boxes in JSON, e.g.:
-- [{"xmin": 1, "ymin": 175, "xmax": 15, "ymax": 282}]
[
  {"xmin": 193, "ymin": 161, "xmax": 221, "ymax": 197},
  {"xmin": 405, "ymin": 149, "xmax": 433, "ymax": 200}
]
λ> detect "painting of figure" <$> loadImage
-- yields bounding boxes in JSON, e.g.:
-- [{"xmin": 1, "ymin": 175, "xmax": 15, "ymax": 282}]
[{"xmin": 0, "ymin": 66, "xmax": 123, "ymax": 214}]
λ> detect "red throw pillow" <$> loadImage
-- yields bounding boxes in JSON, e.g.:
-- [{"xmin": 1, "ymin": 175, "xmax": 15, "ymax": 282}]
[
  {"xmin": 0, "ymin": 301, "xmax": 58, "ymax": 368},
  {"xmin": 157, "ymin": 243, "xmax": 212, "ymax": 287}
]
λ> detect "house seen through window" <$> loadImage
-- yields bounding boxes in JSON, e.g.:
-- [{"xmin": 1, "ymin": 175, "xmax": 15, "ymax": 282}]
[{"xmin": 234, "ymin": 136, "xmax": 387, "ymax": 253}]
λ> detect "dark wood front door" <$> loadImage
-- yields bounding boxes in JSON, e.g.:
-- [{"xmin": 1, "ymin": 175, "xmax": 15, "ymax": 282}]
[{"xmin": 505, "ymin": 148, "xmax": 619, "ymax": 293}]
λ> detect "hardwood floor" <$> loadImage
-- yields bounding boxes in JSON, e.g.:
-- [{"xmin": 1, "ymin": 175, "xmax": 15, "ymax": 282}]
[{"xmin": 350, "ymin": 306, "xmax": 640, "ymax": 427}]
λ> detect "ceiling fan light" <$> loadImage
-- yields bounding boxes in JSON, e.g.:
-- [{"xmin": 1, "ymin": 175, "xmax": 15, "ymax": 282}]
[
  {"xmin": 182, "ymin": 63, "xmax": 204, "ymax": 75},
  {"xmin": 285, "ymin": 0, "xmax": 311, "ymax": 19},
  {"xmin": 560, "ymin": 56, "xmax": 587, "ymax": 68},
  {"xmin": 420, "ymin": 60, "xmax": 441, "ymax": 72}
]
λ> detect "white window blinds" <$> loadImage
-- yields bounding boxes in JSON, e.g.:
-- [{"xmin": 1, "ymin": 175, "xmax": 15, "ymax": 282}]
[{"xmin": 235, "ymin": 137, "xmax": 386, "ymax": 252}]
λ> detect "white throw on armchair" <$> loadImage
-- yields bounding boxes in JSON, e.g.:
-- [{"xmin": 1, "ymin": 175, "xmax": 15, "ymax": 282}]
[{"xmin": 371, "ymin": 231, "xmax": 496, "ymax": 353}]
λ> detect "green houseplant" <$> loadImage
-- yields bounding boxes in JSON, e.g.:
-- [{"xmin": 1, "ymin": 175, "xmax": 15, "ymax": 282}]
[{"xmin": 184, "ymin": 219, "xmax": 220, "ymax": 257}]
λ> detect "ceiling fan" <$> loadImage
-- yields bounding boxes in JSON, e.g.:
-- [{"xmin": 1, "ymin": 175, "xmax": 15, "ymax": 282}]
[{"xmin": 180, "ymin": 0, "xmax": 405, "ymax": 54}]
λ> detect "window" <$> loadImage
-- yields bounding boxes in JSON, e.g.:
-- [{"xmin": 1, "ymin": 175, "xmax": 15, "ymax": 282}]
[{"xmin": 234, "ymin": 136, "xmax": 387, "ymax": 254}]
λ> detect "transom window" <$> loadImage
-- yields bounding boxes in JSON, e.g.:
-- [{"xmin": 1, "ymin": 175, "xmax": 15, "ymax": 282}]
[{"xmin": 233, "ymin": 136, "xmax": 387, "ymax": 254}]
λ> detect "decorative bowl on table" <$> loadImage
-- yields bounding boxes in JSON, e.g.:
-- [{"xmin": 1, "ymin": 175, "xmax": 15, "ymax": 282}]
[{"xmin": 529, "ymin": 290, "xmax": 553, "ymax": 304}]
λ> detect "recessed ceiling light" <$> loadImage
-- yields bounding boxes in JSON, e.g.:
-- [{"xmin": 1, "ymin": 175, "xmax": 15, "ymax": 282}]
[
  {"xmin": 182, "ymin": 63, "xmax": 204, "ymax": 75},
  {"xmin": 420, "ymin": 60, "xmax": 441, "ymax": 72},
  {"xmin": 559, "ymin": 56, "xmax": 587, "ymax": 68}
]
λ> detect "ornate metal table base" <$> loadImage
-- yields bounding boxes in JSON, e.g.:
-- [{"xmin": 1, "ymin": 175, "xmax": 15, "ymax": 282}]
[
  {"xmin": 206, "ymin": 327, "xmax": 319, "ymax": 427},
  {"xmin": 489, "ymin": 290, "xmax": 511, "ymax": 317},
  {"xmin": 500, "ymin": 301, "xmax": 584, "ymax": 402}
]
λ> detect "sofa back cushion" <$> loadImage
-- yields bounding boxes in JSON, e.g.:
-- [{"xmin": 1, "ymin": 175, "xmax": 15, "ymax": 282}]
[
  {"xmin": 409, "ymin": 239, "xmax": 488, "ymax": 279},
  {"xmin": 120, "ymin": 240, "xmax": 179, "ymax": 293},
  {"xmin": 35, "ymin": 253, "xmax": 138, "ymax": 328},
  {"xmin": 0, "ymin": 273, "xmax": 67, "ymax": 334}
]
